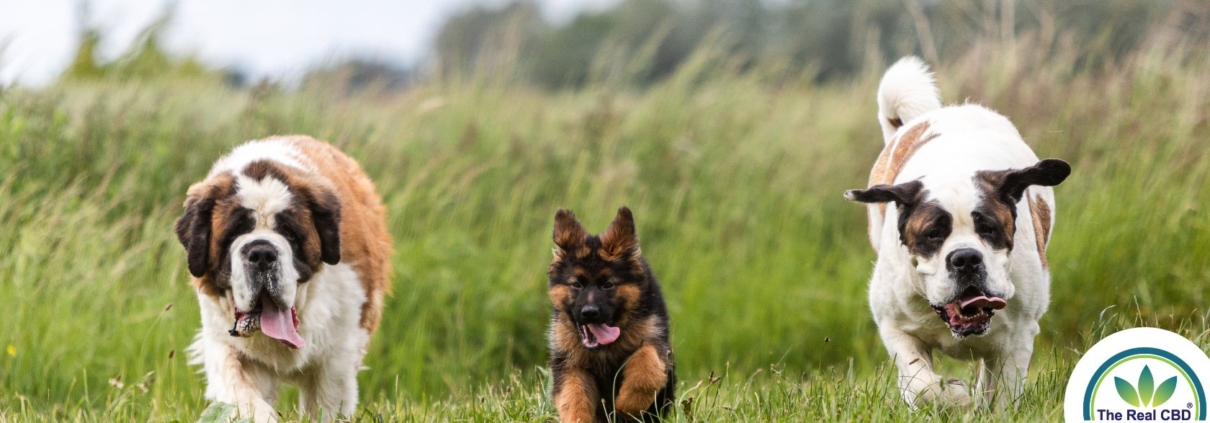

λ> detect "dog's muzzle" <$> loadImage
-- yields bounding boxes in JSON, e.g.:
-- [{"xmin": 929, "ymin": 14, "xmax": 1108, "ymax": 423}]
[
  {"xmin": 930, "ymin": 249, "xmax": 1010, "ymax": 337},
  {"xmin": 573, "ymin": 305, "xmax": 620, "ymax": 349},
  {"xmin": 241, "ymin": 240, "xmax": 281, "ymax": 295},
  {"xmin": 228, "ymin": 240, "xmax": 307, "ymax": 349}
]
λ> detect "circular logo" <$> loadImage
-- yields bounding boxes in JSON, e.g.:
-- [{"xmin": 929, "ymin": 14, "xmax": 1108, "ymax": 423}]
[{"xmin": 1065, "ymin": 327, "xmax": 1210, "ymax": 421}]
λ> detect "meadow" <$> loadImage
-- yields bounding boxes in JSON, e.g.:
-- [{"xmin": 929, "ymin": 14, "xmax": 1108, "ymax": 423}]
[{"xmin": 1, "ymin": 39, "xmax": 1209, "ymax": 421}]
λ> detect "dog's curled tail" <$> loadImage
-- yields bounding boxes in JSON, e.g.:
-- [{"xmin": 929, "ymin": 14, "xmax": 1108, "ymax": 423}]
[{"xmin": 877, "ymin": 56, "xmax": 942, "ymax": 144}]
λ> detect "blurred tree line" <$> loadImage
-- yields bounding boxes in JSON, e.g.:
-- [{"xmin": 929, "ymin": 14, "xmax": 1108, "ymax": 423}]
[
  {"xmin": 433, "ymin": 0, "xmax": 1204, "ymax": 87},
  {"xmin": 46, "ymin": 0, "xmax": 1209, "ymax": 91},
  {"xmin": 60, "ymin": 5, "xmax": 214, "ymax": 82}
]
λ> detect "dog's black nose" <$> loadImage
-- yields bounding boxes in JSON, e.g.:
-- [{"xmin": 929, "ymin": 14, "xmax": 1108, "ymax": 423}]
[
  {"xmin": 247, "ymin": 243, "xmax": 278, "ymax": 269},
  {"xmin": 580, "ymin": 305, "xmax": 600, "ymax": 319},
  {"xmin": 947, "ymin": 248, "xmax": 983, "ymax": 273}
]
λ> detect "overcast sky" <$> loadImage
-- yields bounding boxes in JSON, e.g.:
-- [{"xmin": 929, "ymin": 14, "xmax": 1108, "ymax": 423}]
[{"xmin": 0, "ymin": 0, "xmax": 621, "ymax": 86}]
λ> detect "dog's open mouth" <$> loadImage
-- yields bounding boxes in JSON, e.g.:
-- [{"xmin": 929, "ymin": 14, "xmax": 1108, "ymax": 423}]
[
  {"xmin": 578, "ymin": 323, "xmax": 621, "ymax": 349},
  {"xmin": 932, "ymin": 287, "xmax": 1007, "ymax": 337},
  {"xmin": 230, "ymin": 296, "xmax": 306, "ymax": 349}
]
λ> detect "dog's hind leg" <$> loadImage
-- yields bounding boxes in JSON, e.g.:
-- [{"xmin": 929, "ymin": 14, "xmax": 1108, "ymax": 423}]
[
  {"xmin": 881, "ymin": 327, "xmax": 971, "ymax": 408},
  {"xmin": 613, "ymin": 344, "xmax": 670, "ymax": 417}
]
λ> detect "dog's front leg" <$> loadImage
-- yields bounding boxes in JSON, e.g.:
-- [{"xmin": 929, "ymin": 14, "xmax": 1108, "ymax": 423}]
[
  {"xmin": 881, "ymin": 327, "xmax": 970, "ymax": 408},
  {"xmin": 297, "ymin": 362, "xmax": 359, "ymax": 422},
  {"xmin": 614, "ymin": 343, "xmax": 669, "ymax": 417},
  {"xmin": 978, "ymin": 344, "xmax": 1033, "ymax": 409},
  {"xmin": 555, "ymin": 367, "xmax": 599, "ymax": 423},
  {"xmin": 203, "ymin": 343, "xmax": 279, "ymax": 423}
]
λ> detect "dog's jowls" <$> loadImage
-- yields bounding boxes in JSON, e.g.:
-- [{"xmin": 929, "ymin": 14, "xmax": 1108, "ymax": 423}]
[
  {"xmin": 547, "ymin": 207, "xmax": 676, "ymax": 423},
  {"xmin": 175, "ymin": 136, "xmax": 392, "ymax": 422},
  {"xmin": 844, "ymin": 57, "xmax": 1070, "ymax": 409}
]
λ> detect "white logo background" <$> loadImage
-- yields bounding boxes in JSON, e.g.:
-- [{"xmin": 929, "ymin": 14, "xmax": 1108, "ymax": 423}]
[{"xmin": 1065, "ymin": 327, "xmax": 1210, "ymax": 422}]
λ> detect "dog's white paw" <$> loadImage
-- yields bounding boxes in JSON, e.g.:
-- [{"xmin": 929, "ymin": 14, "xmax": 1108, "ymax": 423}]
[
  {"xmin": 198, "ymin": 401, "xmax": 278, "ymax": 423},
  {"xmin": 904, "ymin": 377, "xmax": 972, "ymax": 409},
  {"xmin": 235, "ymin": 401, "xmax": 279, "ymax": 423}
]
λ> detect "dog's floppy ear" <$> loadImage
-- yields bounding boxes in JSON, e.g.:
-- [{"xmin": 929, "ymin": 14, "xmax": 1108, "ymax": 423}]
[
  {"xmin": 174, "ymin": 186, "xmax": 217, "ymax": 278},
  {"xmin": 991, "ymin": 159, "xmax": 1071, "ymax": 205},
  {"xmin": 600, "ymin": 206, "xmax": 638, "ymax": 260},
  {"xmin": 308, "ymin": 188, "xmax": 342, "ymax": 265},
  {"xmin": 553, "ymin": 209, "xmax": 587, "ymax": 252},
  {"xmin": 844, "ymin": 180, "xmax": 924, "ymax": 207}
]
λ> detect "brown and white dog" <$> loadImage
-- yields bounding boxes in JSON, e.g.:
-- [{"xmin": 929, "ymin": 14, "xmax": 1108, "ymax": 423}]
[
  {"xmin": 175, "ymin": 136, "xmax": 392, "ymax": 422},
  {"xmin": 844, "ymin": 57, "xmax": 1070, "ymax": 408}
]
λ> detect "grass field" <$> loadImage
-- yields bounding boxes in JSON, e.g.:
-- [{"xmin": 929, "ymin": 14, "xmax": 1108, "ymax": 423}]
[{"xmin": 1, "ymin": 39, "xmax": 1209, "ymax": 422}]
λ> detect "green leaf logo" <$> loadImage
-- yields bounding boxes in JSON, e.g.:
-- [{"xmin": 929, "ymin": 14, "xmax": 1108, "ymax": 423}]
[
  {"xmin": 1139, "ymin": 366, "xmax": 1154, "ymax": 406},
  {"xmin": 1154, "ymin": 376, "xmax": 1178, "ymax": 406},
  {"xmin": 1115, "ymin": 365, "xmax": 1180, "ymax": 408},
  {"xmin": 1116, "ymin": 376, "xmax": 1141, "ymax": 407}
]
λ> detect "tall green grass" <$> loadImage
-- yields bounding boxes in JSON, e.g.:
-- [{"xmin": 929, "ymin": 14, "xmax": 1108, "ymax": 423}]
[{"xmin": 1, "ymin": 39, "xmax": 1208, "ymax": 421}]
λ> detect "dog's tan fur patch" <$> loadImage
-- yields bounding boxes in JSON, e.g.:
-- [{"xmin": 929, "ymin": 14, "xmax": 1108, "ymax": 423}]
[
  {"xmin": 1028, "ymin": 193, "xmax": 1052, "ymax": 268},
  {"xmin": 870, "ymin": 121, "xmax": 938, "ymax": 187},
  {"xmin": 900, "ymin": 202, "xmax": 950, "ymax": 257},
  {"xmin": 549, "ymin": 285, "xmax": 572, "ymax": 313},
  {"xmin": 868, "ymin": 121, "xmax": 939, "ymax": 220},
  {"xmin": 973, "ymin": 170, "xmax": 1020, "ymax": 251}
]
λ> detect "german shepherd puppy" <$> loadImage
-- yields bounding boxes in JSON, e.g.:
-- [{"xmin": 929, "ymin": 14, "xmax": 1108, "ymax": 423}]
[{"xmin": 547, "ymin": 206, "xmax": 676, "ymax": 422}]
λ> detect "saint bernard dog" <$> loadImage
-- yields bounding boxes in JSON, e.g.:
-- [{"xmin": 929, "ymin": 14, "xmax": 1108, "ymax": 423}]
[
  {"xmin": 174, "ymin": 136, "xmax": 392, "ymax": 422},
  {"xmin": 844, "ymin": 57, "xmax": 1070, "ymax": 408}
]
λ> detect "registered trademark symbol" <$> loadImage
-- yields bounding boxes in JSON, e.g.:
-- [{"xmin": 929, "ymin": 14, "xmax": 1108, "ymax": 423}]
[{"xmin": 1188, "ymin": 402, "xmax": 1194, "ymax": 409}]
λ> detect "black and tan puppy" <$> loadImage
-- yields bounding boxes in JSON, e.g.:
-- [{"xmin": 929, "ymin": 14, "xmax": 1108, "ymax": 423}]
[{"xmin": 547, "ymin": 207, "xmax": 676, "ymax": 423}]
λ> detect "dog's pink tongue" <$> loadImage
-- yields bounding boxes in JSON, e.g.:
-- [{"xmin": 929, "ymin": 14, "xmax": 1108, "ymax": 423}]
[
  {"xmin": 960, "ymin": 296, "xmax": 1007, "ymax": 311},
  {"xmin": 587, "ymin": 324, "xmax": 620, "ymax": 345},
  {"xmin": 260, "ymin": 302, "xmax": 306, "ymax": 349}
]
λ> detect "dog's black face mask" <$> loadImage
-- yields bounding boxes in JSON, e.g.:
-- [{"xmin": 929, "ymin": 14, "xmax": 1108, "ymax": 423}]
[{"xmin": 569, "ymin": 279, "xmax": 618, "ymax": 326}]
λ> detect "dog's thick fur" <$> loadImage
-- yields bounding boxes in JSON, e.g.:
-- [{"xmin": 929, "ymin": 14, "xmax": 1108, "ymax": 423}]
[
  {"xmin": 844, "ymin": 57, "xmax": 1070, "ymax": 408},
  {"xmin": 547, "ymin": 207, "xmax": 676, "ymax": 422},
  {"xmin": 175, "ymin": 136, "xmax": 392, "ymax": 422}
]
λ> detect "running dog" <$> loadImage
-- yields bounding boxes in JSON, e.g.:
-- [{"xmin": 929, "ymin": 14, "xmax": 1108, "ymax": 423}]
[
  {"xmin": 175, "ymin": 136, "xmax": 392, "ymax": 422},
  {"xmin": 547, "ymin": 207, "xmax": 676, "ymax": 422},
  {"xmin": 844, "ymin": 57, "xmax": 1070, "ymax": 408}
]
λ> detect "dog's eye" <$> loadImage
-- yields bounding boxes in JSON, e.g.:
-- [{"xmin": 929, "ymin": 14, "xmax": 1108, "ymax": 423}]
[
  {"xmin": 602, "ymin": 281, "xmax": 616, "ymax": 290},
  {"xmin": 973, "ymin": 215, "xmax": 996, "ymax": 236},
  {"xmin": 926, "ymin": 228, "xmax": 945, "ymax": 241},
  {"xmin": 570, "ymin": 280, "xmax": 583, "ymax": 289}
]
